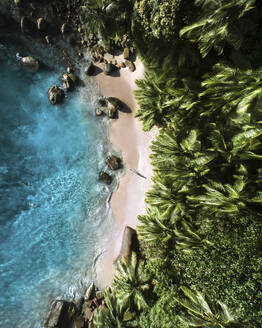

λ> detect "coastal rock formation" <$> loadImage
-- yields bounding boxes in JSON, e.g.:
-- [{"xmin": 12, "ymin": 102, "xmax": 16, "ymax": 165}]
[
  {"xmin": 37, "ymin": 18, "xmax": 47, "ymax": 31},
  {"xmin": 103, "ymin": 62, "xmax": 117, "ymax": 75},
  {"xmin": 14, "ymin": 0, "xmax": 23, "ymax": 7},
  {"xmin": 125, "ymin": 60, "xmax": 135, "ymax": 72},
  {"xmin": 116, "ymin": 226, "xmax": 139, "ymax": 262},
  {"xmin": 97, "ymin": 97, "xmax": 107, "ymax": 107},
  {"xmin": 107, "ymin": 97, "xmax": 122, "ymax": 110},
  {"xmin": 20, "ymin": 56, "xmax": 39, "ymax": 72},
  {"xmin": 61, "ymin": 23, "xmax": 70, "ymax": 35},
  {"xmin": 84, "ymin": 283, "xmax": 95, "ymax": 301},
  {"xmin": 48, "ymin": 86, "xmax": 65, "ymax": 105},
  {"xmin": 62, "ymin": 73, "xmax": 77, "ymax": 91},
  {"xmin": 95, "ymin": 108, "xmax": 104, "ymax": 116},
  {"xmin": 84, "ymin": 62, "xmax": 95, "ymax": 76},
  {"xmin": 44, "ymin": 300, "xmax": 77, "ymax": 328},
  {"xmin": 106, "ymin": 155, "xmax": 121, "ymax": 170},
  {"xmin": 98, "ymin": 171, "xmax": 112, "ymax": 185},
  {"xmin": 123, "ymin": 47, "xmax": 130, "ymax": 60},
  {"xmin": 21, "ymin": 16, "xmax": 34, "ymax": 34}
]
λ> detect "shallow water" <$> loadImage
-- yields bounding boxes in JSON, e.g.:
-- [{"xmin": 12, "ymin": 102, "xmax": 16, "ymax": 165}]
[{"xmin": 0, "ymin": 56, "xmax": 113, "ymax": 327}]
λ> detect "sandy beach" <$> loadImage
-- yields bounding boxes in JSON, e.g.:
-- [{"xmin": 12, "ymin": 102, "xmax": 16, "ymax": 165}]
[{"xmin": 95, "ymin": 56, "xmax": 156, "ymax": 287}]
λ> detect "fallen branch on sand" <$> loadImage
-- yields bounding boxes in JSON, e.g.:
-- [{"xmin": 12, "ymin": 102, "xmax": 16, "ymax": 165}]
[{"xmin": 129, "ymin": 168, "xmax": 147, "ymax": 179}]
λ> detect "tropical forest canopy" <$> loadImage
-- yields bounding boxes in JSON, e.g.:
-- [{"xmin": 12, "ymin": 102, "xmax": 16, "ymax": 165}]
[{"xmin": 81, "ymin": 0, "xmax": 262, "ymax": 327}]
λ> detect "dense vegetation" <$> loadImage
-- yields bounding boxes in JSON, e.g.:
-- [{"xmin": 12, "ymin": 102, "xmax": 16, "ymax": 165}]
[{"xmin": 81, "ymin": 0, "xmax": 262, "ymax": 327}]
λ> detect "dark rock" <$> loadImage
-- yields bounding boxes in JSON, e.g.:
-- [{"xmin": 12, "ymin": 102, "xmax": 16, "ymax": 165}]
[
  {"xmin": 45, "ymin": 35, "xmax": 51, "ymax": 44},
  {"xmin": 123, "ymin": 47, "xmax": 130, "ymax": 60},
  {"xmin": 116, "ymin": 226, "xmax": 138, "ymax": 263},
  {"xmin": 84, "ymin": 283, "xmax": 95, "ymax": 301},
  {"xmin": 125, "ymin": 60, "xmax": 135, "ymax": 72},
  {"xmin": 48, "ymin": 86, "xmax": 65, "ymax": 105},
  {"xmin": 37, "ymin": 18, "xmax": 47, "ymax": 31},
  {"xmin": 98, "ymin": 171, "xmax": 112, "ymax": 185},
  {"xmin": 61, "ymin": 22, "xmax": 70, "ymax": 34},
  {"xmin": 20, "ymin": 56, "xmax": 39, "ymax": 72},
  {"xmin": 96, "ymin": 108, "xmax": 104, "ymax": 116},
  {"xmin": 74, "ymin": 297, "xmax": 85, "ymax": 313},
  {"xmin": 62, "ymin": 73, "xmax": 77, "ymax": 91},
  {"xmin": 83, "ymin": 306, "xmax": 93, "ymax": 322},
  {"xmin": 106, "ymin": 155, "xmax": 121, "ymax": 170},
  {"xmin": 21, "ymin": 16, "xmax": 33, "ymax": 34},
  {"xmin": 98, "ymin": 97, "xmax": 107, "ymax": 107},
  {"xmin": 119, "ymin": 62, "xmax": 126, "ymax": 68},
  {"xmin": 72, "ymin": 316, "xmax": 85, "ymax": 328},
  {"xmin": 108, "ymin": 108, "xmax": 116, "ymax": 119},
  {"xmin": 96, "ymin": 291, "xmax": 104, "ymax": 300},
  {"xmin": 44, "ymin": 300, "xmax": 77, "ymax": 328},
  {"xmin": 103, "ymin": 62, "xmax": 117, "ymax": 75},
  {"xmin": 68, "ymin": 73, "xmax": 77, "ymax": 84},
  {"xmin": 14, "ymin": 0, "xmax": 23, "ymax": 6},
  {"xmin": 84, "ymin": 62, "xmax": 95, "ymax": 76},
  {"xmin": 107, "ymin": 97, "xmax": 122, "ymax": 110}
]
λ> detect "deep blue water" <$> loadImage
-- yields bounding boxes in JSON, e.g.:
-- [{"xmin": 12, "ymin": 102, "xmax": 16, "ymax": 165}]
[{"xmin": 0, "ymin": 58, "xmax": 112, "ymax": 327}]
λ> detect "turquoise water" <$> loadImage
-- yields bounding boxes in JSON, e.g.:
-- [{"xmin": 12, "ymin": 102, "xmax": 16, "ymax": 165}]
[{"xmin": 0, "ymin": 57, "xmax": 113, "ymax": 327}]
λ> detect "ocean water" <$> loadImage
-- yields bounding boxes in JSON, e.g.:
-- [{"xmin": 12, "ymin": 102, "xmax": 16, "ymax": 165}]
[{"xmin": 0, "ymin": 56, "xmax": 113, "ymax": 327}]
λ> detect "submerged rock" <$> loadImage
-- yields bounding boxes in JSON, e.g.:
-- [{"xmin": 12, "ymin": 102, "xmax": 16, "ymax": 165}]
[
  {"xmin": 21, "ymin": 16, "xmax": 33, "ymax": 34},
  {"xmin": 98, "ymin": 171, "xmax": 112, "ymax": 185},
  {"xmin": 97, "ymin": 97, "xmax": 107, "ymax": 107},
  {"xmin": 62, "ymin": 73, "xmax": 77, "ymax": 91},
  {"xmin": 44, "ymin": 300, "xmax": 77, "ymax": 328},
  {"xmin": 37, "ymin": 18, "xmax": 47, "ymax": 31},
  {"xmin": 14, "ymin": 0, "xmax": 24, "ymax": 7},
  {"xmin": 61, "ymin": 22, "xmax": 70, "ymax": 35},
  {"xmin": 20, "ymin": 56, "xmax": 39, "ymax": 72},
  {"xmin": 48, "ymin": 86, "xmax": 65, "ymax": 105},
  {"xmin": 106, "ymin": 155, "xmax": 121, "ymax": 170},
  {"xmin": 95, "ymin": 108, "xmax": 104, "ymax": 116}
]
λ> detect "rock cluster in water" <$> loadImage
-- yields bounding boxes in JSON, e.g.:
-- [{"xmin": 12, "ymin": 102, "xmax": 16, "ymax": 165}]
[
  {"xmin": 44, "ymin": 283, "xmax": 103, "ymax": 328},
  {"xmin": 0, "ymin": 0, "xmax": 137, "ymax": 326}
]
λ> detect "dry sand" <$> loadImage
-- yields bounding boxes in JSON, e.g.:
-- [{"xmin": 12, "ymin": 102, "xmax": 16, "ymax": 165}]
[{"xmin": 94, "ymin": 56, "xmax": 156, "ymax": 287}]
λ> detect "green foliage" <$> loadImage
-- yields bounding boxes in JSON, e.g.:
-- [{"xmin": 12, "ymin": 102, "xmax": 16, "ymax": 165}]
[
  {"xmin": 80, "ymin": 0, "xmax": 134, "ymax": 43},
  {"xmin": 83, "ymin": 0, "xmax": 262, "ymax": 327},
  {"xmin": 180, "ymin": 0, "xmax": 256, "ymax": 58},
  {"xmin": 133, "ymin": 0, "xmax": 184, "ymax": 42},
  {"xmin": 113, "ymin": 252, "xmax": 151, "ymax": 311},
  {"xmin": 200, "ymin": 63, "xmax": 262, "ymax": 119},
  {"xmin": 176, "ymin": 286, "xmax": 236, "ymax": 327},
  {"xmin": 93, "ymin": 288, "xmax": 138, "ymax": 328},
  {"xmin": 135, "ymin": 72, "xmax": 200, "ymax": 131}
]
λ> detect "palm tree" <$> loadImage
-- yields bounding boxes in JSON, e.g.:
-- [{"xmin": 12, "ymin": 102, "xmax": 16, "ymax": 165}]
[
  {"xmin": 113, "ymin": 252, "xmax": 150, "ymax": 311},
  {"xmin": 174, "ymin": 219, "xmax": 214, "ymax": 252},
  {"xmin": 137, "ymin": 207, "xmax": 175, "ymax": 245},
  {"xmin": 176, "ymin": 286, "xmax": 237, "ymax": 327},
  {"xmin": 135, "ymin": 72, "xmax": 200, "ymax": 131},
  {"xmin": 80, "ymin": 0, "xmax": 135, "ymax": 43},
  {"xmin": 206, "ymin": 122, "xmax": 262, "ymax": 164},
  {"xmin": 145, "ymin": 174, "xmax": 192, "ymax": 219},
  {"xmin": 93, "ymin": 288, "xmax": 137, "ymax": 328},
  {"xmin": 187, "ymin": 166, "xmax": 262, "ymax": 217},
  {"xmin": 151, "ymin": 129, "xmax": 216, "ymax": 187},
  {"xmin": 180, "ymin": 0, "xmax": 256, "ymax": 58},
  {"xmin": 199, "ymin": 63, "xmax": 262, "ymax": 120}
]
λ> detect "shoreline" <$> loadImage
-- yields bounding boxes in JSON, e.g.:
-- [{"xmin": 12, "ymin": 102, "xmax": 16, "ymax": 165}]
[{"xmin": 94, "ymin": 57, "xmax": 156, "ymax": 288}]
